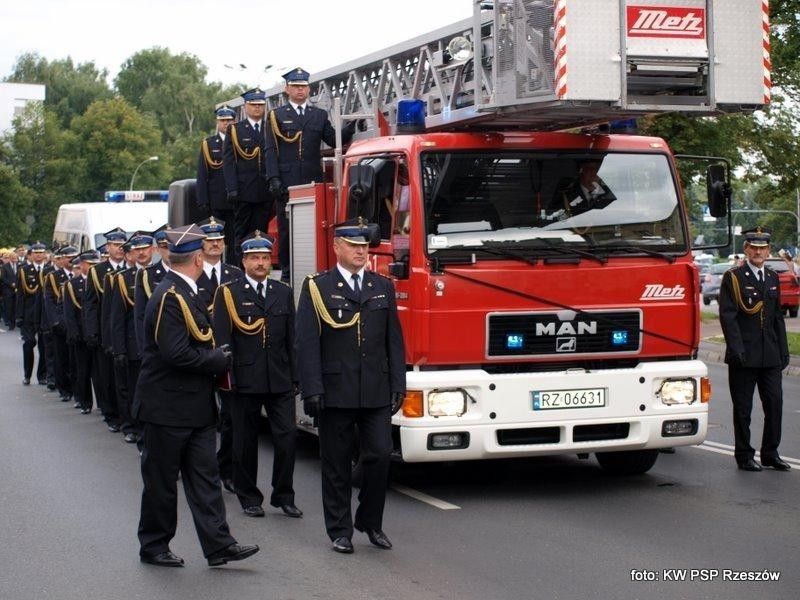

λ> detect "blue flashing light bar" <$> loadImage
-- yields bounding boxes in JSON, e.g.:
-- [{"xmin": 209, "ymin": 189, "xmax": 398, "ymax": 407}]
[
  {"xmin": 105, "ymin": 190, "xmax": 169, "ymax": 202},
  {"xmin": 396, "ymin": 99, "xmax": 426, "ymax": 134}
]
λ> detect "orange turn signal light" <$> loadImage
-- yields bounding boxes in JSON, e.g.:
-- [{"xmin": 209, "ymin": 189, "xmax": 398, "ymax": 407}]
[
  {"xmin": 402, "ymin": 391, "xmax": 424, "ymax": 418},
  {"xmin": 700, "ymin": 377, "xmax": 711, "ymax": 403}
]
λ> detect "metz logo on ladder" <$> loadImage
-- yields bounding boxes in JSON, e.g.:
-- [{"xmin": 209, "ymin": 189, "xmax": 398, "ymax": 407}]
[{"xmin": 626, "ymin": 5, "xmax": 705, "ymax": 39}]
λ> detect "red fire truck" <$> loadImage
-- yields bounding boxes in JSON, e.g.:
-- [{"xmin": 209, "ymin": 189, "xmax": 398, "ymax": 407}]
[{"xmin": 206, "ymin": 0, "xmax": 769, "ymax": 474}]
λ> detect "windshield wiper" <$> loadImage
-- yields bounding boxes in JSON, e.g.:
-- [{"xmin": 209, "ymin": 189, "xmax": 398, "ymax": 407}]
[
  {"xmin": 598, "ymin": 243, "xmax": 676, "ymax": 263},
  {"xmin": 436, "ymin": 245, "xmax": 539, "ymax": 266},
  {"xmin": 536, "ymin": 239, "xmax": 607, "ymax": 264}
]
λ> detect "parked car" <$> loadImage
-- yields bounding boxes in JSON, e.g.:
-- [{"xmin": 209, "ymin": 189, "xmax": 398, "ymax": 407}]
[
  {"xmin": 701, "ymin": 262, "xmax": 733, "ymax": 305},
  {"xmin": 765, "ymin": 258, "xmax": 800, "ymax": 318}
]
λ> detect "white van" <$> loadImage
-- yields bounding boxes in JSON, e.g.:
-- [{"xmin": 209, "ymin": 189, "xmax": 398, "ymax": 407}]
[{"xmin": 52, "ymin": 191, "xmax": 169, "ymax": 251}]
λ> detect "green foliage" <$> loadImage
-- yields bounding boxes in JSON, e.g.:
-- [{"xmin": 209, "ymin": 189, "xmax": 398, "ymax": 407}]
[
  {"xmin": 70, "ymin": 98, "xmax": 171, "ymax": 199},
  {"xmin": 4, "ymin": 53, "xmax": 112, "ymax": 129},
  {"xmin": 769, "ymin": 0, "xmax": 800, "ymax": 100},
  {"xmin": 0, "ymin": 162, "xmax": 34, "ymax": 245}
]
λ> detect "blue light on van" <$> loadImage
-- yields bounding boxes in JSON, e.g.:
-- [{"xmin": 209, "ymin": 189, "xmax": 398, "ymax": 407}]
[
  {"xmin": 396, "ymin": 99, "xmax": 426, "ymax": 134},
  {"xmin": 105, "ymin": 191, "xmax": 169, "ymax": 202}
]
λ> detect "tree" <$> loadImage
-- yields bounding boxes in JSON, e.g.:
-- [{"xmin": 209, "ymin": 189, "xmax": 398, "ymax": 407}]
[
  {"xmin": 70, "ymin": 98, "xmax": 171, "ymax": 199},
  {"xmin": 4, "ymin": 53, "xmax": 112, "ymax": 129},
  {"xmin": 5, "ymin": 104, "xmax": 88, "ymax": 240},
  {"xmin": 0, "ymin": 162, "xmax": 34, "ymax": 245}
]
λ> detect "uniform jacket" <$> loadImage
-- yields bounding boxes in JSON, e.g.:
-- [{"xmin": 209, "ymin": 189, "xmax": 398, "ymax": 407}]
[
  {"xmin": 100, "ymin": 268, "xmax": 124, "ymax": 352},
  {"xmin": 1, "ymin": 261, "xmax": 18, "ymax": 296},
  {"xmin": 196, "ymin": 133, "xmax": 233, "ymax": 211},
  {"xmin": 263, "ymin": 104, "xmax": 353, "ymax": 188},
  {"xmin": 15, "ymin": 263, "xmax": 41, "ymax": 327},
  {"xmin": 36, "ymin": 264, "xmax": 55, "ymax": 332},
  {"xmin": 63, "ymin": 275, "xmax": 87, "ymax": 344},
  {"xmin": 222, "ymin": 120, "xmax": 269, "ymax": 204},
  {"xmin": 212, "ymin": 276, "xmax": 296, "ymax": 394},
  {"xmin": 197, "ymin": 263, "xmax": 242, "ymax": 314},
  {"xmin": 44, "ymin": 268, "xmax": 69, "ymax": 332},
  {"xmin": 718, "ymin": 264, "xmax": 789, "ymax": 368},
  {"xmin": 83, "ymin": 261, "xmax": 115, "ymax": 344},
  {"xmin": 134, "ymin": 262, "xmax": 168, "ymax": 354},
  {"xmin": 132, "ymin": 271, "xmax": 228, "ymax": 428},
  {"xmin": 110, "ymin": 267, "xmax": 141, "ymax": 359},
  {"xmin": 295, "ymin": 268, "xmax": 406, "ymax": 408}
]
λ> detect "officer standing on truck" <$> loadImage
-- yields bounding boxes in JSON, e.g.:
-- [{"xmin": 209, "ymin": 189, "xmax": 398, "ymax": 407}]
[
  {"xmin": 197, "ymin": 106, "xmax": 237, "ymax": 260},
  {"xmin": 223, "ymin": 88, "xmax": 271, "ymax": 267},
  {"xmin": 295, "ymin": 219, "xmax": 406, "ymax": 554},
  {"xmin": 212, "ymin": 231, "xmax": 301, "ymax": 518},
  {"xmin": 263, "ymin": 68, "xmax": 357, "ymax": 283},
  {"xmin": 718, "ymin": 226, "xmax": 791, "ymax": 472}
]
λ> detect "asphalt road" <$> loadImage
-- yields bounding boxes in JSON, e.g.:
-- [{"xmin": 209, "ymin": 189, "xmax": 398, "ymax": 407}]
[{"xmin": 0, "ymin": 328, "xmax": 798, "ymax": 600}]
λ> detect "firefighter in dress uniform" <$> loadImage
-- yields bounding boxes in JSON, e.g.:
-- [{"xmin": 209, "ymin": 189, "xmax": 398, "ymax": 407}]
[
  {"xmin": 295, "ymin": 219, "xmax": 406, "ymax": 553},
  {"xmin": 212, "ymin": 231, "xmax": 301, "ymax": 518},
  {"xmin": 111, "ymin": 232, "xmax": 154, "ymax": 445},
  {"xmin": 197, "ymin": 106, "xmax": 237, "ymax": 260},
  {"xmin": 263, "ymin": 68, "xmax": 357, "ymax": 282},
  {"xmin": 16, "ymin": 243, "xmax": 48, "ymax": 385},
  {"xmin": 223, "ymin": 88, "xmax": 272, "ymax": 267},
  {"xmin": 134, "ymin": 224, "xmax": 259, "ymax": 568},
  {"xmin": 86, "ymin": 228, "xmax": 127, "ymax": 431},
  {"xmin": 63, "ymin": 250, "xmax": 100, "ymax": 413},
  {"xmin": 134, "ymin": 224, "xmax": 171, "ymax": 354},
  {"xmin": 197, "ymin": 217, "xmax": 243, "ymax": 492},
  {"xmin": 718, "ymin": 226, "xmax": 791, "ymax": 472},
  {"xmin": 44, "ymin": 245, "xmax": 79, "ymax": 402}
]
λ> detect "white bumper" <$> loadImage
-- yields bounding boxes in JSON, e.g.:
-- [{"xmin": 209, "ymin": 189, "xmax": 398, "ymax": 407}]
[{"xmin": 395, "ymin": 360, "xmax": 708, "ymax": 462}]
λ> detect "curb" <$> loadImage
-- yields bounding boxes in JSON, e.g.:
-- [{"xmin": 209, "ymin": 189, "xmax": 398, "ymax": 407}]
[{"xmin": 698, "ymin": 340, "xmax": 800, "ymax": 378}]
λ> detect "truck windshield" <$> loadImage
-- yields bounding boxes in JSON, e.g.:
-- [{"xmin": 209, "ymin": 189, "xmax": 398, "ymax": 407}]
[{"xmin": 422, "ymin": 152, "xmax": 687, "ymax": 255}]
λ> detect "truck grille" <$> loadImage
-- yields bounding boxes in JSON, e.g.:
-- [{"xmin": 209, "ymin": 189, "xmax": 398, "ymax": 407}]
[{"xmin": 487, "ymin": 310, "xmax": 641, "ymax": 358}]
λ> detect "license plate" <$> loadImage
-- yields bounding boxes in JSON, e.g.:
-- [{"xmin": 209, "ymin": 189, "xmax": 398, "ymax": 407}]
[{"xmin": 532, "ymin": 388, "xmax": 606, "ymax": 410}]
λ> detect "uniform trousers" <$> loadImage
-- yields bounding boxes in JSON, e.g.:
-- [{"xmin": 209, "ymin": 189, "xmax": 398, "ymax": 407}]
[
  {"xmin": 318, "ymin": 406, "xmax": 392, "ymax": 540},
  {"xmin": 138, "ymin": 423, "xmax": 236, "ymax": 557},
  {"xmin": 42, "ymin": 330, "xmax": 55, "ymax": 384},
  {"xmin": 118, "ymin": 359, "xmax": 141, "ymax": 436},
  {"xmin": 20, "ymin": 324, "xmax": 47, "ymax": 382},
  {"xmin": 729, "ymin": 366, "xmax": 783, "ymax": 462},
  {"xmin": 52, "ymin": 329, "xmax": 72, "ymax": 396},
  {"xmin": 3, "ymin": 294, "xmax": 15, "ymax": 328},
  {"xmin": 72, "ymin": 340, "xmax": 93, "ymax": 410},
  {"xmin": 231, "ymin": 201, "xmax": 274, "ymax": 266},
  {"xmin": 231, "ymin": 391, "xmax": 296, "ymax": 509},
  {"xmin": 216, "ymin": 390, "xmax": 234, "ymax": 481},
  {"xmin": 91, "ymin": 349, "xmax": 118, "ymax": 424}
]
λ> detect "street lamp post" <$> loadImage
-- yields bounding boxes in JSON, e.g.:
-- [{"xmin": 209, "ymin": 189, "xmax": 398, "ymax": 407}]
[{"xmin": 130, "ymin": 156, "xmax": 159, "ymax": 190}]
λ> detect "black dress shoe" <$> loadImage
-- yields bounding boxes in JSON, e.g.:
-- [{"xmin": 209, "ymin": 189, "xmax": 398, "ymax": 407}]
[
  {"xmin": 358, "ymin": 527, "xmax": 392, "ymax": 550},
  {"xmin": 276, "ymin": 503, "xmax": 303, "ymax": 518},
  {"xmin": 243, "ymin": 506, "xmax": 265, "ymax": 517},
  {"xmin": 60, "ymin": 394, "xmax": 72, "ymax": 402},
  {"xmin": 37, "ymin": 380, "xmax": 47, "ymax": 386},
  {"xmin": 221, "ymin": 478, "xmax": 236, "ymax": 493},
  {"xmin": 207, "ymin": 543, "xmax": 259, "ymax": 566},
  {"xmin": 124, "ymin": 432, "xmax": 140, "ymax": 444},
  {"xmin": 140, "ymin": 550, "xmax": 185, "ymax": 567},
  {"xmin": 107, "ymin": 424, "xmax": 121, "ymax": 433},
  {"xmin": 332, "ymin": 537, "xmax": 354, "ymax": 554},
  {"xmin": 22, "ymin": 378, "xmax": 30, "ymax": 385},
  {"xmin": 737, "ymin": 458, "xmax": 762, "ymax": 472},
  {"xmin": 73, "ymin": 401, "xmax": 81, "ymax": 409},
  {"xmin": 47, "ymin": 383, "xmax": 56, "ymax": 391},
  {"xmin": 80, "ymin": 407, "xmax": 92, "ymax": 415},
  {"xmin": 762, "ymin": 457, "xmax": 791, "ymax": 471}
]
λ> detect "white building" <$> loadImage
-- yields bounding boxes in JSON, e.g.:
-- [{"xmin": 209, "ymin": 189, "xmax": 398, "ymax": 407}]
[{"xmin": 0, "ymin": 82, "xmax": 46, "ymax": 134}]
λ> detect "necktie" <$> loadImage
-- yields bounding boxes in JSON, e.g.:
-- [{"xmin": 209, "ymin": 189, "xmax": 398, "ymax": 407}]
[
  {"xmin": 757, "ymin": 270, "xmax": 764, "ymax": 290},
  {"xmin": 297, "ymin": 105, "xmax": 303, "ymax": 117},
  {"xmin": 256, "ymin": 281, "xmax": 264, "ymax": 298},
  {"xmin": 210, "ymin": 267, "xmax": 218, "ymax": 290},
  {"xmin": 352, "ymin": 273, "xmax": 361, "ymax": 295},
  {"xmin": 254, "ymin": 122, "xmax": 260, "ymax": 134}
]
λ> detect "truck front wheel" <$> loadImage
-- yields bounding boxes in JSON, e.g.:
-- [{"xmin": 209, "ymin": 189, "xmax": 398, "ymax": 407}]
[
  {"xmin": 596, "ymin": 449, "xmax": 659, "ymax": 475},
  {"xmin": 789, "ymin": 306, "xmax": 798, "ymax": 318}
]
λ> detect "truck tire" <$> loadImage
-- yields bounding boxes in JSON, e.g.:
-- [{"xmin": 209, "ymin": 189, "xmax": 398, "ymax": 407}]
[
  {"xmin": 702, "ymin": 297, "xmax": 711, "ymax": 305},
  {"xmin": 595, "ymin": 449, "xmax": 659, "ymax": 475},
  {"xmin": 789, "ymin": 306, "xmax": 798, "ymax": 318}
]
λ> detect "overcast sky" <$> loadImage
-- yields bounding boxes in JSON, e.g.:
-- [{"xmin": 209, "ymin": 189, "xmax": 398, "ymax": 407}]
[{"xmin": 1, "ymin": 0, "xmax": 473, "ymax": 89}]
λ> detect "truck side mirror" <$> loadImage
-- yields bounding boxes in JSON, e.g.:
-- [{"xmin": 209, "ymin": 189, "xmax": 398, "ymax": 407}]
[
  {"xmin": 706, "ymin": 164, "xmax": 730, "ymax": 218},
  {"xmin": 388, "ymin": 258, "xmax": 409, "ymax": 279},
  {"xmin": 346, "ymin": 164, "xmax": 376, "ymax": 221}
]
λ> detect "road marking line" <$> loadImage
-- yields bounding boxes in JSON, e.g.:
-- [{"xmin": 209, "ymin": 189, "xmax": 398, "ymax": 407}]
[
  {"xmin": 694, "ymin": 441, "xmax": 800, "ymax": 467},
  {"xmin": 391, "ymin": 483, "xmax": 461, "ymax": 510}
]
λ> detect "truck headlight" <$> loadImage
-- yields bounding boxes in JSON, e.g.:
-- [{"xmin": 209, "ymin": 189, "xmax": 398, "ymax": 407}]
[
  {"xmin": 657, "ymin": 379, "xmax": 696, "ymax": 405},
  {"xmin": 428, "ymin": 389, "xmax": 468, "ymax": 417}
]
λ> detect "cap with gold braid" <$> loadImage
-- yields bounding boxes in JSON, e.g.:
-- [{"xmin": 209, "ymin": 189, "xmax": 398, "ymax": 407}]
[
  {"xmin": 165, "ymin": 224, "xmax": 207, "ymax": 253},
  {"xmin": 742, "ymin": 226, "xmax": 771, "ymax": 248}
]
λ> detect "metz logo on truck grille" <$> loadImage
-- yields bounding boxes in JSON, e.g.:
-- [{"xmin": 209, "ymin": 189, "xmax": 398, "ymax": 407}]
[
  {"xmin": 640, "ymin": 284, "xmax": 686, "ymax": 301},
  {"xmin": 627, "ymin": 5, "xmax": 705, "ymax": 39}
]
